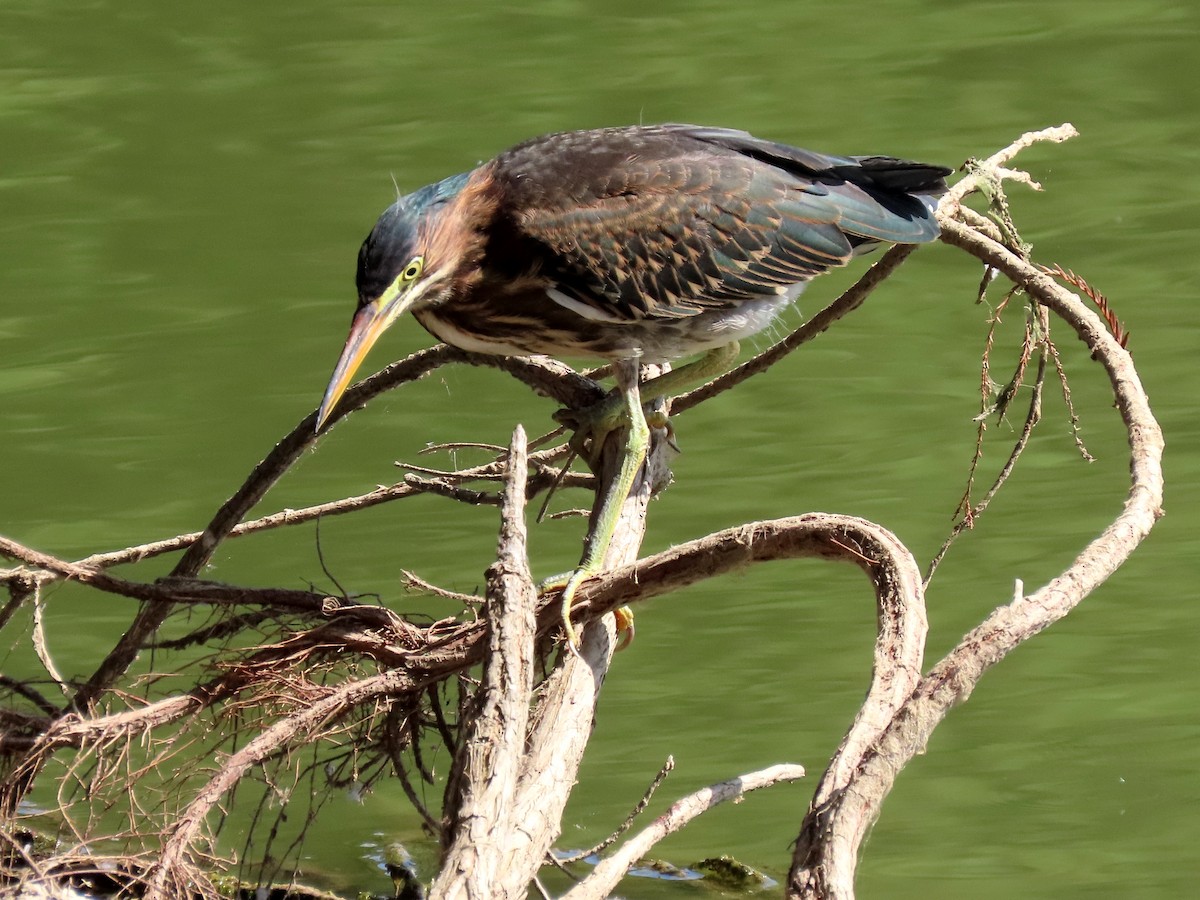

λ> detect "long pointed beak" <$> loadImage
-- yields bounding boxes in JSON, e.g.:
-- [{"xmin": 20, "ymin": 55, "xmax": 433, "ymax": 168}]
[{"xmin": 316, "ymin": 301, "xmax": 393, "ymax": 431}]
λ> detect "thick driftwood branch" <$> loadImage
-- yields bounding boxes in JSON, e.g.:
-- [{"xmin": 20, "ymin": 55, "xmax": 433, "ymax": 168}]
[
  {"xmin": 435, "ymin": 365, "xmax": 676, "ymax": 896},
  {"xmin": 569, "ymin": 515, "xmax": 925, "ymax": 623},
  {"xmin": 478, "ymin": 382, "xmax": 672, "ymax": 895},
  {"xmin": 432, "ymin": 427, "xmax": 539, "ymax": 896}
]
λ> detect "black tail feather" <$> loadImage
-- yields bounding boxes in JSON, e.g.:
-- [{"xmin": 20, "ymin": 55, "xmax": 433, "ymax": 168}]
[{"xmin": 840, "ymin": 156, "xmax": 953, "ymax": 195}]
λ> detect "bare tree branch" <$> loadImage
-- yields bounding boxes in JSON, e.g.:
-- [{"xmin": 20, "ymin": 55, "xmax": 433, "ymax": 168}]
[
  {"xmin": 564, "ymin": 764, "xmax": 807, "ymax": 900},
  {"xmin": 78, "ymin": 348, "xmax": 602, "ymax": 711}
]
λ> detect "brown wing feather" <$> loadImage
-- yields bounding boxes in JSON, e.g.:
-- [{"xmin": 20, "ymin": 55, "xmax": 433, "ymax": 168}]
[{"xmin": 487, "ymin": 126, "xmax": 899, "ymax": 323}]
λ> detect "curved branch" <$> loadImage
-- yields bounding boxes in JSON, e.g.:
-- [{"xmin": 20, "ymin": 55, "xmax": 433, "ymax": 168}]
[
  {"xmin": 786, "ymin": 143, "xmax": 1163, "ymax": 899},
  {"xmin": 566, "ymin": 514, "xmax": 924, "ymax": 624},
  {"xmin": 555, "ymin": 514, "xmax": 924, "ymax": 896}
]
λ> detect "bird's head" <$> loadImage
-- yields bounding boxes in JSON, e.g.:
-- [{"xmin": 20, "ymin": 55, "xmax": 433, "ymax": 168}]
[{"xmin": 316, "ymin": 173, "xmax": 469, "ymax": 430}]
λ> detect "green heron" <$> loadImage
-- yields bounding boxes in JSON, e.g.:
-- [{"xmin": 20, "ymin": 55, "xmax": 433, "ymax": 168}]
[{"xmin": 316, "ymin": 124, "xmax": 949, "ymax": 647}]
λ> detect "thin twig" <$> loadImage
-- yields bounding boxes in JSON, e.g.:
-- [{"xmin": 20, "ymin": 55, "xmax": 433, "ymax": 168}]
[
  {"xmin": 401, "ymin": 571, "xmax": 483, "ymax": 606},
  {"xmin": 927, "ymin": 352, "xmax": 1046, "ymax": 583},
  {"xmin": 1045, "ymin": 331, "xmax": 1095, "ymax": 462},
  {"xmin": 420, "ymin": 440, "xmax": 508, "ymax": 455},
  {"xmin": 556, "ymin": 756, "xmax": 675, "ymax": 864},
  {"xmin": 143, "ymin": 668, "xmax": 417, "ymax": 899},
  {"xmin": 955, "ymin": 287, "xmax": 1016, "ymax": 526},
  {"xmin": 403, "ymin": 474, "xmax": 503, "ymax": 506},
  {"xmin": 74, "ymin": 441, "xmax": 579, "ymax": 573},
  {"xmin": 29, "ymin": 582, "xmax": 69, "ymax": 700},
  {"xmin": 563, "ymin": 764, "xmax": 806, "ymax": 900},
  {"xmin": 0, "ymin": 571, "xmax": 45, "ymax": 632},
  {"xmin": 1040, "ymin": 263, "xmax": 1129, "ymax": 349},
  {"xmin": 148, "ymin": 610, "xmax": 281, "ymax": 651},
  {"xmin": 0, "ymin": 676, "xmax": 60, "ymax": 718},
  {"xmin": 391, "ymin": 749, "xmax": 442, "ymax": 837},
  {"xmin": 426, "ymin": 683, "xmax": 458, "ymax": 759},
  {"xmin": 314, "ymin": 516, "xmax": 350, "ymax": 600}
]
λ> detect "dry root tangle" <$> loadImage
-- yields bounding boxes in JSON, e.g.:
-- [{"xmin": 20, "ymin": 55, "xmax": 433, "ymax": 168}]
[{"xmin": 0, "ymin": 124, "xmax": 1163, "ymax": 900}]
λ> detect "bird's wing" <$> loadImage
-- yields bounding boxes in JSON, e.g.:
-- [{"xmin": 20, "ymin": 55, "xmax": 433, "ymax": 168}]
[{"xmin": 492, "ymin": 126, "xmax": 941, "ymax": 323}]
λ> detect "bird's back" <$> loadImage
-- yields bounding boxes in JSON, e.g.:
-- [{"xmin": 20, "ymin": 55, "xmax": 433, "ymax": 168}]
[
  {"xmin": 421, "ymin": 125, "xmax": 949, "ymax": 361},
  {"xmin": 494, "ymin": 124, "xmax": 947, "ymax": 229}
]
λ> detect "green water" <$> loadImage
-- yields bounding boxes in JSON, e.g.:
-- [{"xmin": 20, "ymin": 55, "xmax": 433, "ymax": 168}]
[{"xmin": 2, "ymin": 1, "xmax": 1197, "ymax": 896}]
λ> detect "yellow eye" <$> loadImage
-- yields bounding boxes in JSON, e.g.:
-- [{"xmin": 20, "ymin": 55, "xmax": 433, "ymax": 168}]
[{"xmin": 400, "ymin": 256, "xmax": 424, "ymax": 283}]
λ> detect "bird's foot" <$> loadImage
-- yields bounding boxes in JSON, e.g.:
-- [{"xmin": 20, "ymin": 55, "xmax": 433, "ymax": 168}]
[
  {"xmin": 557, "ymin": 567, "xmax": 589, "ymax": 652},
  {"xmin": 554, "ymin": 394, "xmax": 674, "ymax": 465},
  {"xmin": 540, "ymin": 568, "xmax": 635, "ymax": 653},
  {"xmin": 553, "ymin": 394, "xmax": 628, "ymax": 466}
]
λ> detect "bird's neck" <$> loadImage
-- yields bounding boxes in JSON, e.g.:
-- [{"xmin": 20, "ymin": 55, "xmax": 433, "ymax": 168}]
[{"xmin": 423, "ymin": 165, "xmax": 502, "ymax": 299}]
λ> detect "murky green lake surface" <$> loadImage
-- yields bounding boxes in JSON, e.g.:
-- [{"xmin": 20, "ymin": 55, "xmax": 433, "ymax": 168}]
[{"xmin": 3, "ymin": 1, "xmax": 1197, "ymax": 896}]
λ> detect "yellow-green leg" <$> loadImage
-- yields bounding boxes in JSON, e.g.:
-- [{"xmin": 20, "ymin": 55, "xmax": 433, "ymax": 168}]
[
  {"xmin": 553, "ymin": 343, "xmax": 740, "ymax": 649},
  {"xmin": 558, "ymin": 359, "xmax": 649, "ymax": 648}
]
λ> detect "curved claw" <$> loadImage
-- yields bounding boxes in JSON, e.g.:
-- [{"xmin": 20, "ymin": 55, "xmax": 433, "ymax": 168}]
[{"xmin": 613, "ymin": 605, "xmax": 636, "ymax": 650}]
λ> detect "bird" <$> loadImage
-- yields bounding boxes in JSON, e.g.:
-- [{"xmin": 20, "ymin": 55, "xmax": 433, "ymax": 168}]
[{"xmin": 315, "ymin": 124, "xmax": 950, "ymax": 648}]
